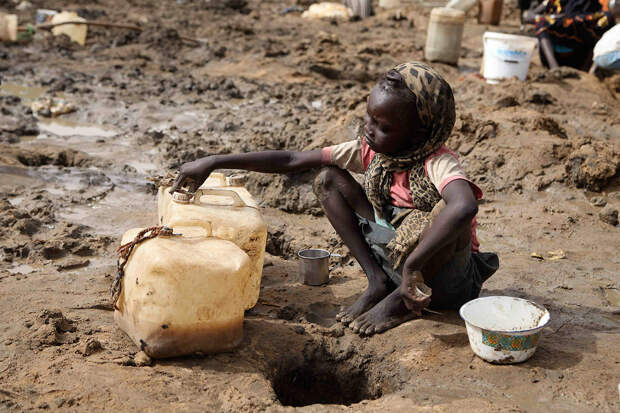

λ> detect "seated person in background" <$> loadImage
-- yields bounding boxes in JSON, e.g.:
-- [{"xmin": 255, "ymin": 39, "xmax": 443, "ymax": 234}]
[{"xmin": 523, "ymin": 0, "xmax": 616, "ymax": 70}]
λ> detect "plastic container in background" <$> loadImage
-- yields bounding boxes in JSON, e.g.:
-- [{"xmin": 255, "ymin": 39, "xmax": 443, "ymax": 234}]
[
  {"xmin": 478, "ymin": 0, "xmax": 503, "ymax": 25},
  {"xmin": 158, "ymin": 173, "xmax": 267, "ymax": 310},
  {"xmin": 446, "ymin": 0, "xmax": 477, "ymax": 12},
  {"xmin": 344, "ymin": 0, "xmax": 373, "ymax": 18},
  {"xmin": 0, "ymin": 13, "xmax": 18, "ymax": 42},
  {"xmin": 425, "ymin": 7, "xmax": 466, "ymax": 65},
  {"xmin": 460, "ymin": 296, "xmax": 550, "ymax": 364},
  {"xmin": 114, "ymin": 226, "xmax": 252, "ymax": 358},
  {"xmin": 50, "ymin": 11, "xmax": 87, "ymax": 45},
  {"xmin": 36, "ymin": 9, "xmax": 58, "ymax": 24},
  {"xmin": 379, "ymin": 0, "xmax": 402, "ymax": 8},
  {"xmin": 482, "ymin": 32, "xmax": 538, "ymax": 83}
]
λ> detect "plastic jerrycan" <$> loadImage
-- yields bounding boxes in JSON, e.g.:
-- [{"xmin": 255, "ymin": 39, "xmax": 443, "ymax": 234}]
[
  {"xmin": 114, "ymin": 226, "xmax": 252, "ymax": 358},
  {"xmin": 424, "ymin": 8, "xmax": 466, "ymax": 65},
  {"xmin": 478, "ymin": 0, "xmax": 503, "ymax": 25},
  {"xmin": 158, "ymin": 173, "xmax": 267, "ymax": 310}
]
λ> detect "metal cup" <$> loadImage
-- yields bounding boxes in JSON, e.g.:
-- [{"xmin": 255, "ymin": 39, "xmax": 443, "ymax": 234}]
[{"xmin": 298, "ymin": 248, "xmax": 331, "ymax": 286}]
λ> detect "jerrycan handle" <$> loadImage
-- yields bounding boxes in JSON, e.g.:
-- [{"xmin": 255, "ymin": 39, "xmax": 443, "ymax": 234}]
[{"xmin": 192, "ymin": 188, "xmax": 247, "ymax": 207}]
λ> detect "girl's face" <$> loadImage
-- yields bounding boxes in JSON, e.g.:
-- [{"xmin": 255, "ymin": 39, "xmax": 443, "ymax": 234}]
[{"xmin": 364, "ymin": 85, "xmax": 423, "ymax": 155}]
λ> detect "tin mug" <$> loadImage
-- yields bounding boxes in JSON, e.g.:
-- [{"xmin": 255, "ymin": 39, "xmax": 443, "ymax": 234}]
[{"xmin": 298, "ymin": 248, "xmax": 340, "ymax": 286}]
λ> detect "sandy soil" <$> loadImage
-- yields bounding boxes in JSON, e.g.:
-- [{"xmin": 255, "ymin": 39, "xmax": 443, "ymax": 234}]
[{"xmin": 0, "ymin": 0, "xmax": 619, "ymax": 411}]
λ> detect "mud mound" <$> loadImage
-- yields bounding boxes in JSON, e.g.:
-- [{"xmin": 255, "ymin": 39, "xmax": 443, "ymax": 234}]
[
  {"xmin": 0, "ymin": 194, "xmax": 54, "ymax": 240},
  {"xmin": 26, "ymin": 310, "xmax": 78, "ymax": 349},
  {"xmin": 139, "ymin": 27, "xmax": 189, "ymax": 57},
  {"xmin": 0, "ymin": 96, "xmax": 39, "ymax": 142},
  {"xmin": 246, "ymin": 171, "xmax": 322, "ymax": 215},
  {"xmin": 0, "ymin": 145, "xmax": 96, "ymax": 168},
  {"xmin": 0, "ymin": 195, "xmax": 113, "ymax": 263},
  {"xmin": 33, "ymin": 222, "xmax": 115, "ymax": 262},
  {"xmin": 565, "ymin": 138, "xmax": 619, "ymax": 191}
]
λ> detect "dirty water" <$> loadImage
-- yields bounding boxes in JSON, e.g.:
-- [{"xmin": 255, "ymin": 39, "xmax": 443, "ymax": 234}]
[
  {"xmin": 7, "ymin": 263, "xmax": 35, "ymax": 275},
  {"xmin": 38, "ymin": 119, "xmax": 118, "ymax": 139},
  {"xmin": 0, "ymin": 82, "xmax": 47, "ymax": 103}
]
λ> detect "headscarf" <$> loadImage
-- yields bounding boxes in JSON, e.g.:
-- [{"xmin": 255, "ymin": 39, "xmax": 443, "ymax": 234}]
[{"xmin": 363, "ymin": 62, "xmax": 456, "ymax": 269}]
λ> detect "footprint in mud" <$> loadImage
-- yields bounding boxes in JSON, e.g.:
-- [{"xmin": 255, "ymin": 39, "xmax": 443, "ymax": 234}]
[{"xmin": 304, "ymin": 302, "xmax": 341, "ymax": 327}]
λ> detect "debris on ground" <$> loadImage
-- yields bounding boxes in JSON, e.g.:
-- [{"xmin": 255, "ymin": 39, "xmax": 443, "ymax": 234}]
[
  {"xmin": 302, "ymin": 2, "xmax": 353, "ymax": 20},
  {"xmin": 31, "ymin": 97, "xmax": 77, "ymax": 117}
]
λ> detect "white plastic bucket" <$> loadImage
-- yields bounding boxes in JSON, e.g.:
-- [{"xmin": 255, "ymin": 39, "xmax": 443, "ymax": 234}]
[
  {"xmin": 460, "ymin": 296, "xmax": 550, "ymax": 364},
  {"xmin": 482, "ymin": 32, "xmax": 538, "ymax": 83}
]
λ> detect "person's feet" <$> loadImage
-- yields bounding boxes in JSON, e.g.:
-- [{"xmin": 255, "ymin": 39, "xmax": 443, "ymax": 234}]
[
  {"xmin": 349, "ymin": 288, "xmax": 419, "ymax": 336},
  {"xmin": 336, "ymin": 282, "xmax": 392, "ymax": 325}
]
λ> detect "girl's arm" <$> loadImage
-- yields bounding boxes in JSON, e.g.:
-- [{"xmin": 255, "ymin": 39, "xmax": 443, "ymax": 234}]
[
  {"xmin": 399, "ymin": 179, "xmax": 479, "ymax": 310},
  {"xmin": 172, "ymin": 150, "xmax": 324, "ymax": 192}
]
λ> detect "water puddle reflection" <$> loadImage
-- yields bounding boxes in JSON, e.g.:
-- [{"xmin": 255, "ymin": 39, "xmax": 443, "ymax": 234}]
[
  {"xmin": 0, "ymin": 82, "xmax": 47, "ymax": 103},
  {"xmin": 8, "ymin": 263, "xmax": 35, "ymax": 275},
  {"xmin": 38, "ymin": 118, "xmax": 118, "ymax": 138}
]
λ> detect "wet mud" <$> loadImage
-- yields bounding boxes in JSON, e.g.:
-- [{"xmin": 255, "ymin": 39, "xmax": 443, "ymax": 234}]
[{"xmin": 0, "ymin": 0, "xmax": 619, "ymax": 411}]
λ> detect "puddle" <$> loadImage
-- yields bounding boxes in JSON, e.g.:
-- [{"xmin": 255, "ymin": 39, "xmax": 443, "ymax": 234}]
[
  {"xmin": 8, "ymin": 264, "xmax": 35, "ymax": 275},
  {"xmin": 38, "ymin": 118, "xmax": 118, "ymax": 138},
  {"xmin": 8, "ymin": 196, "xmax": 25, "ymax": 207},
  {"xmin": 1, "ymin": 82, "xmax": 117, "ymax": 139},
  {"xmin": 0, "ymin": 82, "xmax": 47, "ymax": 103},
  {"xmin": 0, "ymin": 165, "xmax": 114, "ymax": 193}
]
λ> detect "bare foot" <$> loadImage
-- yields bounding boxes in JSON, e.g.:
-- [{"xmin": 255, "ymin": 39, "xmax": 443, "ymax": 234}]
[
  {"xmin": 349, "ymin": 288, "xmax": 419, "ymax": 336},
  {"xmin": 336, "ymin": 283, "xmax": 392, "ymax": 326}
]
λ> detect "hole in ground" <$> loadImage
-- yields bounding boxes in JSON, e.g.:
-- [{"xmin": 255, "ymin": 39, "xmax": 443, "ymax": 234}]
[{"xmin": 270, "ymin": 352, "xmax": 383, "ymax": 407}]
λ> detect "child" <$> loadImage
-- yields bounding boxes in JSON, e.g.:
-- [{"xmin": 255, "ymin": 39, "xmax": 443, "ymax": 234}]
[{"xmin": 172, "ymin": 62, "xmax": 499, "ymax": 336}]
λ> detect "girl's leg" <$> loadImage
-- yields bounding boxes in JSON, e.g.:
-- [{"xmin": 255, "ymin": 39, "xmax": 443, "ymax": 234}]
[
  {"xmin": 313, "ymin": 166, "xmax": 394, "ymax": 324},
  {"xmin": 350, "ymin": 220, "xmax": 472, "ymax": 335}
]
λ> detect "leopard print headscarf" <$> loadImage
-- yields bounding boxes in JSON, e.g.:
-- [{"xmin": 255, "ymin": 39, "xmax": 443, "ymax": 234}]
[{"xmin": 363, "ymin": 62, "xmax": 456, "ymax": 269}]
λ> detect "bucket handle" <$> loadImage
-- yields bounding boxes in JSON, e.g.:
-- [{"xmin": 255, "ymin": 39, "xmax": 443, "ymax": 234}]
[{"xmin": 192, "ymin": 188, "xmax": 247, "ymax": 207}]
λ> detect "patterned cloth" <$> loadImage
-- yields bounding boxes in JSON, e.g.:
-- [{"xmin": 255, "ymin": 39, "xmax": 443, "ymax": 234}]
[
  {"xmin": 363, "ymin": 62, "xmax": 456, "ymax": 268},
  {"xmin": 535, "ymin": 0, "xmax": 615, "ymax": 68}
]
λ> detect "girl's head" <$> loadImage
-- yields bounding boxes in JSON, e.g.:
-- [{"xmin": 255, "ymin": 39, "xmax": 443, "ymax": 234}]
[{"xmin": 364, "ymin": 62, "xmax": 455, "ymax": 157}]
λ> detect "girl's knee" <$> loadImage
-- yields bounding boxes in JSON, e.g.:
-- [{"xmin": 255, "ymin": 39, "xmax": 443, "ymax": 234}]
[{"xmin": 313, "ymin": 166, "xmax": 344, "ymax": 199}]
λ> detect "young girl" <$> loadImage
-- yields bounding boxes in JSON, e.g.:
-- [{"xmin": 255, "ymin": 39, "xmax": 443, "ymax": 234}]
[{"xmin": 172, "ymin": 62, "xmax": 498, "ymax": 336}]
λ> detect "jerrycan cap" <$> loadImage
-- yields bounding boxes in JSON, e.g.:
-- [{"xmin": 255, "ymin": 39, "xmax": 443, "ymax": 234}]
[
  {"xmin": 171, "ymin": 190, "xmax": 193, "ymax": 204},
  {"xmin": 227, "ymin": 174, "xmax": 247, "ymax": 186}
]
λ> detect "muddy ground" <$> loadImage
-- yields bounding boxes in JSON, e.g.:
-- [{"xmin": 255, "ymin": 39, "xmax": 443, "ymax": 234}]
[{"xmin": 0, "ymin": 0, "xmax": 619, "ymax": 411}]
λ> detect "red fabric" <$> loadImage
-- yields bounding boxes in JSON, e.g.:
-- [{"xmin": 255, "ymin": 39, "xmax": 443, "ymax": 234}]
[{"xmin": 321, "ymin": 146, "xmax": 333, "ymax": 165}]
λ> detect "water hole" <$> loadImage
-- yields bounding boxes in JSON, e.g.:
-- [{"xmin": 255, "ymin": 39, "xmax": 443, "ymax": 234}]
[{"xmin": 269, "ymin": 353, "xmax": 384, "ymax": 407}]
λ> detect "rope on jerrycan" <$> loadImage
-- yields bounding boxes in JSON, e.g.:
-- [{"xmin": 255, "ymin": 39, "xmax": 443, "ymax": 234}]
[{"xmin": 110, "ymin": 226, "xmax": 175, "ymax": 309}]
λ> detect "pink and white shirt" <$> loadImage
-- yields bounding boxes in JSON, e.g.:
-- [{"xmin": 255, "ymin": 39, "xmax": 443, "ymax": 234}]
[{"xmin": 321, "ymin": 137, "xmax": 482, "ymax": 252}]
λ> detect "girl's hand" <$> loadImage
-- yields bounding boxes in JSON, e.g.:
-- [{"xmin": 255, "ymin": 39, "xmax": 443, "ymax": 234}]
[
  {"xmin": 399, "ymin": 270, "xmax": 431, "ymax": 315},
  {"xmin": 171, "ymin": 157, "xmax": 216, "ymax": 193}
]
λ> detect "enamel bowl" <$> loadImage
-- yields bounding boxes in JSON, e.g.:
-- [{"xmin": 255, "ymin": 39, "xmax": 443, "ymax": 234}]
[{"xmin": 459, "ymin": 296, "xmax": 550, "ymax": 364}]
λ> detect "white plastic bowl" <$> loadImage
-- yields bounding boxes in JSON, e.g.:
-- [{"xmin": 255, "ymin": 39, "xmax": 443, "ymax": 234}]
[{"xmin": 459, "ymin": 296, "xmax": 550, "ymax": 364}]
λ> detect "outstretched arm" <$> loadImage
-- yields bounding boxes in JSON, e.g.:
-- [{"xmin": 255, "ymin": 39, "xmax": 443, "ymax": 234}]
[{"xmin": 172, "ymin": 149, "xmax": 324, "ymax": 192}]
